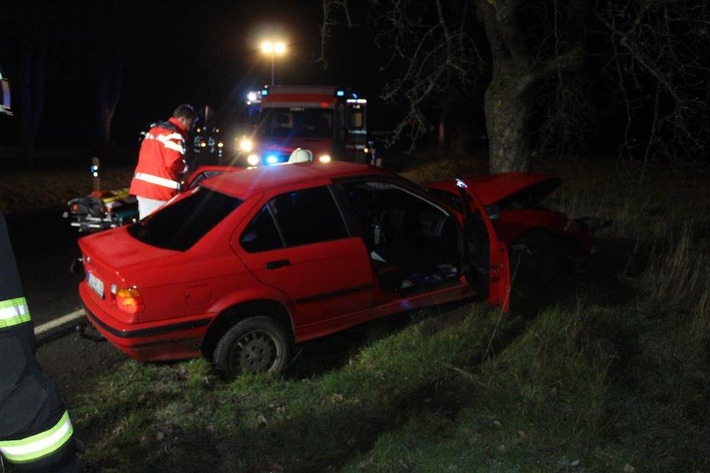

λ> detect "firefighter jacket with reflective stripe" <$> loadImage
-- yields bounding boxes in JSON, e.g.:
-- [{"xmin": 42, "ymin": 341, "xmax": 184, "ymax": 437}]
[
  {"xmin": 0, "ymin": 213, "xmax": 79, "ymax": 471},
  {"xmin": 0, "ymin": 296, "xmax": 30, "ymax": 329},
  {"xmin": 129, "ymin": 117, "xmax": 189, "ymax": 201}
]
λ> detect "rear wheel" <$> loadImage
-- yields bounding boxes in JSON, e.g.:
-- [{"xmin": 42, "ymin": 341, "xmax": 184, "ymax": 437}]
[{"xmin": 213, "ymin": 315, "xmax": 292, "ymax": 378}]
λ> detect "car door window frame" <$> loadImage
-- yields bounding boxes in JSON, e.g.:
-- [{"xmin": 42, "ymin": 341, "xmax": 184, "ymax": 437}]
[
  {"xmin": 240, "ymin": 184, "xmax": 351, "ymax": 253},
  {"xmin": 333, "ymin": 176, "xmax": 465, "ymax": 293}
]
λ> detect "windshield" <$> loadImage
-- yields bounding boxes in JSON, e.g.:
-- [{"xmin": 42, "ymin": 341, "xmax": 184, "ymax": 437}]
[
  {"xmin": 256, "ymin": 108, "xmax": 333, "ymax": 139},
  {"xmin": 128, "ymin": 188, "xmax": 243, "ymax": 251}
]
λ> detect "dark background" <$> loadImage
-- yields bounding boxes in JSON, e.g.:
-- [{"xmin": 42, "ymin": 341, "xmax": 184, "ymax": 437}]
[
  {"xmin": 0, "ymin": 1, "xmax": 387, "ymax": 151},
  {"xmin": 5, "ymin": 1, "xmax": 708, "ymax": 169}
]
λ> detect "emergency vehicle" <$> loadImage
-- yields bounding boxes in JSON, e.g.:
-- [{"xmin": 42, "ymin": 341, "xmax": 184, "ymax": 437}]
[{"xmin": 237, "ymin": 85, "xmax": 370, "ymax": 166}]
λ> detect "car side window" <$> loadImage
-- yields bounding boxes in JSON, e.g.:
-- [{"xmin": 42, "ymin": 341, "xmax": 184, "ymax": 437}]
[
  {"xmin": 240, "ymin": 205, "xmax": 283, "ymax": 252},
  {"xmin": 240, "ymin": 185, "xmax": 348, "ymax": 252},
  {"xmin": 272, "ymin": 186, "xmax": 347, "ymax": 247}
]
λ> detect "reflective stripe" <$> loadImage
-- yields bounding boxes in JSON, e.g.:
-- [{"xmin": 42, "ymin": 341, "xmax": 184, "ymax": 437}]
[
  {"xmin": 144, "ymin": 131, "xmax": 186, "ymax": 154},
  {"xmin": 0, "ymin": 297, "xmax": 31, "ymax": 328},
  {"xmin": 134, "ymin": 172, "xmax": 181, "ymax": 190},
  {"xmin": 160, "ymin": 132, "xmax": 186, "ymax": 153},
  {"xmin": 0, "ymin": 411, "xmax": 73, "ymax": 463}
]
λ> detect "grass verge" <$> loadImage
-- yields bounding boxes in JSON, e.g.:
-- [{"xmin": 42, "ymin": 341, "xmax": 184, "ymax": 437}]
[{"xmin": 7, "ymin": 152, "xmax": 710, "ymax": 472}]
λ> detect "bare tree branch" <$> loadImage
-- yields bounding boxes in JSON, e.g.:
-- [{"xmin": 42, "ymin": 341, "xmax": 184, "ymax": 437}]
[{"xmin": 595, "ymin": 0, "xmax": 710, "ymax": 175}]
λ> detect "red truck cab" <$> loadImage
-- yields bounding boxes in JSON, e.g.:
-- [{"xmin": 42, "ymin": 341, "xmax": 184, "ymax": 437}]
[{"xmin": 239, "ymin": 85, "xmax": 369, "ymax": 166}]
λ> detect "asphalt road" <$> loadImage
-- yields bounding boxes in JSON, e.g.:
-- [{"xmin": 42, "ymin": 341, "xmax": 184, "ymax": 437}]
[
  {"xmin": 5, "ymin": 209, "xmax": 126, "ymax": 406},
  {"xmin": 6, "ymin": 210, "xmax": 84, "ymax": 326}
]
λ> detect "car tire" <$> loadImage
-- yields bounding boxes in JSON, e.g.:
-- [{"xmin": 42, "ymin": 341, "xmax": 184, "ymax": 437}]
[
  {"xmin": 213, "ymin": 314, "xmax": 292, "ymax": 378},
  {"xmin": 509, "ymin": 230, "xmax": 560, "ymax": 305},
  {"xmin": 510, "ymin": 231, "xmax": 560, "ymax": 280}
]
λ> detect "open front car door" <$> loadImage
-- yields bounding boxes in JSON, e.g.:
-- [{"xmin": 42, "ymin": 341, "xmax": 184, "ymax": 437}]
[{"xmin": 455, "ymin": 179, "xmax": 511, "ymax": 312}]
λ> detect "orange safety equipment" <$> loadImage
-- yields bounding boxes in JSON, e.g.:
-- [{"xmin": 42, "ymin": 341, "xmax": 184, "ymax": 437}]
[{"xmin": 129, "ymin": 117, "xmax": 190, "ymax": 201}]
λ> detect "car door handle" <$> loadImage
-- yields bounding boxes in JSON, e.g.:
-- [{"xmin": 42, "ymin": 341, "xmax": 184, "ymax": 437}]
[{"xmin": 265, "ymin": 259, "xmax": 291, "ymax": 269}]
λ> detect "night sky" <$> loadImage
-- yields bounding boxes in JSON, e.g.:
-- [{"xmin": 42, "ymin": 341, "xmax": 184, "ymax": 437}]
[{"xmin": 1, "ymin": 1, "xmax": 382, "ymax": 150}]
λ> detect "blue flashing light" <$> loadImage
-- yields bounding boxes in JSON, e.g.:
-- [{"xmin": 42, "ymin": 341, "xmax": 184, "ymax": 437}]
[
  {"xmin": 265, "ymin": 154, "xmax": 279, "ymax": 165},
  {"xmin": 336, "ymin": 89, "xmax": 345, "ymax": 97},
  {"xmin": 261, "ymin": 89, "xmax": 269, "ymax": 96}
]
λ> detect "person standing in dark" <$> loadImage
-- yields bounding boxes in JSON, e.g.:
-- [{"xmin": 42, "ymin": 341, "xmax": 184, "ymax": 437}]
[
  {"xmin": 129, "ymin": 104, "xmax": 198, "ymax": 219},
  {"xmin": 0, "ymin": 212, "xmax": 82, "ymax": 472}
]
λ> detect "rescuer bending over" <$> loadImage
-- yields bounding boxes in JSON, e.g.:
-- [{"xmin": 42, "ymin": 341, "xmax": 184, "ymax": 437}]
[{"xmin": 129, "ymin": 104, "xmax": 198, "ymax": 219}]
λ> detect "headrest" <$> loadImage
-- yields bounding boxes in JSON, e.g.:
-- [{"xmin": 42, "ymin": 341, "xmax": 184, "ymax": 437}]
[{"xmin": 288, "ymin": 148, "xmax": 313, "ymax": 163}]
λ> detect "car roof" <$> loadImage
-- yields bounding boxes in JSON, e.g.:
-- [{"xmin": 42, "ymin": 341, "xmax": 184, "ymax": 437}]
[{"xmin": 201, "ymin": 162, "xmax": 391, "ymax": 197}]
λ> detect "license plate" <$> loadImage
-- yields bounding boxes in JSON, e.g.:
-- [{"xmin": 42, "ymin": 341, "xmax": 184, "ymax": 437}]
[{"xmin": 87, "ymin": 272, "xmax": 105, "ymax": 298}]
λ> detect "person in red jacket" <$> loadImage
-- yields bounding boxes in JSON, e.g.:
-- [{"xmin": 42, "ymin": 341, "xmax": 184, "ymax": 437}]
[{"xmin": 129, "ymin": 104, "xmax": 198, "ymax": 219}]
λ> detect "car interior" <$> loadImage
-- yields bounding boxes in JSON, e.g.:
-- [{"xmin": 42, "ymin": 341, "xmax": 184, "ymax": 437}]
[{"xmin": 339, "ymin": 180, "xmax": 464, "ymax": 294}]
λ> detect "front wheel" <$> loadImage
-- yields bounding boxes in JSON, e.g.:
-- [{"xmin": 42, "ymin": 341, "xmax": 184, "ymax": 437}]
[
  {"xmin": 508, "ymin": 231, "xmax": 562, "ymax": 312},
  {"xmin": 509, "ymin": 230, "xmax": 558, "ymax": 281},
  {"xmin": 213, "ymin": 315, "xmax": 293, "ymax": 379}
]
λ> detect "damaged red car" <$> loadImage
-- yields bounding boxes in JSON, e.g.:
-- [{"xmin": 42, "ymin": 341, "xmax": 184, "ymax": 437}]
[
  {"xmin": 77, "ymin": 162, "xmax": 595, "ymax": 378},
  {"xmin": 426, "ymin": 172, "xmax": 605, "ymax": 280}
]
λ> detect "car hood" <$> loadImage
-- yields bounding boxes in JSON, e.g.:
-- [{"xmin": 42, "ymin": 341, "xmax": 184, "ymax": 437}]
[{"xmin": 426, "ymin": 172, "xmax": 562, "ymax": 207}]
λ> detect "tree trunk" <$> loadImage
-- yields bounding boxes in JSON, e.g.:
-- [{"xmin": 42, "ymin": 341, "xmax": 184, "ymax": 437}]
[
  {"xmin": 475, "ymin": 0, "xmax": 535, "ymax": 173},
  {"xmin": 94, "ymin": 68, "xmax": 122, "ymax": 153},
  {"xmin": 94, "ymin": 45, "xmax": 124, "ymax": 154},
  {"xmin": 484, "ymin": 75, "xmax": 532, "ymax": 172}
]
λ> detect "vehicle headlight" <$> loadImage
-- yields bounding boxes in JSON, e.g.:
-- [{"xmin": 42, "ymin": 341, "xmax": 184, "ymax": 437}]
[
  {"xmin": 247, "ymin": 154, "xmax": 260, "ymax": 166},
  {"xmin": 239, "ymin": 137, "xmax": 254, "ymax": 152},
  {"xmin": 317, "ymin": 154, "xmax": 331, "ymax": 163}
]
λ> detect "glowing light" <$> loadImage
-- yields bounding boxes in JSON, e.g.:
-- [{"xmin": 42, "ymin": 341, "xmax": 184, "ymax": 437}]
[
  {"xmin": 260, "ymin": 40, "xmax": 287, "ymax": 86},
  {"xmin": 239, "ymin": 137, "xmax": 254, "ymax": 152}
]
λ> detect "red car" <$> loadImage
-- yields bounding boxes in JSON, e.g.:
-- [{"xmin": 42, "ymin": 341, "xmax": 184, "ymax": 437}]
[
  {"xmin": 426, "ymin": 173, "xmax": 602, "ymax": 279},
  {"xmin": 77, "ymin": 162, "xmax": 592, "ymax": 378}
]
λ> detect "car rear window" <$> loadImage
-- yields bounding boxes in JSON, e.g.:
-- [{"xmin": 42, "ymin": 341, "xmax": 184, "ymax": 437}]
[{"xmin": 128, "ymin": 188, "xmax": 242, "ymax": 251}]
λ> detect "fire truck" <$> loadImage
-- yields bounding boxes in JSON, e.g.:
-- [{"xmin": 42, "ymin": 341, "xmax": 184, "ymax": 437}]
[{"xmin": 237, "ymin": 85, "xmax": 370, "ymax": 166}]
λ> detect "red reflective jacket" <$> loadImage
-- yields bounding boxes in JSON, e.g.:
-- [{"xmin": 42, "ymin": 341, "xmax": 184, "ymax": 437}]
[{"xmin": 129, "ymin": 117, "xmax": 189, "ymax": 201}]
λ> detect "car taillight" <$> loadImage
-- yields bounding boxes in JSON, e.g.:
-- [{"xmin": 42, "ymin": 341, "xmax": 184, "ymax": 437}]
[{"xmin": 112, "ymin": 286, "xmax": 145, "ymax": 315}]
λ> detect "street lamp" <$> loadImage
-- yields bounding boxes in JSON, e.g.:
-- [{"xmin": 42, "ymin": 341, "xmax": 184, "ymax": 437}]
[{"xmin": 260, "ymin": 40, "xmax": 286, "ymax": 86}]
